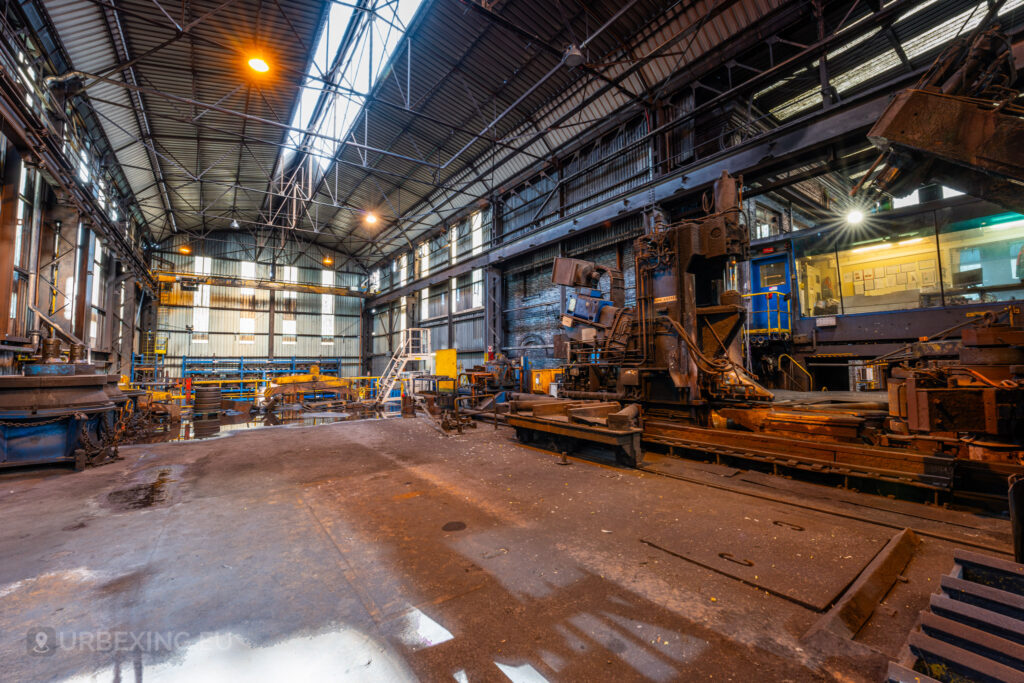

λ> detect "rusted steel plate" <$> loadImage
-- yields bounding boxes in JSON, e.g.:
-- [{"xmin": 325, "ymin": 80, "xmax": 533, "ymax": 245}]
[
  {"xmin": 644, "ymin": 420, "xmax": 954, "ymax": 490},
  {"xmin": 642, "ymin": 500, "xmax": 890, "ymax": 611}
]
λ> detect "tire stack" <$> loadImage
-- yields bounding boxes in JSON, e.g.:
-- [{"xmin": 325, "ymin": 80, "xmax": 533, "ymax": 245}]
[{"xmin": 193, "ymin": 386, "xmax": 222, "ymax": 421}]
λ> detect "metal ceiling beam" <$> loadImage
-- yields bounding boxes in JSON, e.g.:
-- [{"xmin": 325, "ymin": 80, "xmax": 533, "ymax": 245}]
[
  {"xmin": 85, "ymin": 90, "xmax": 487, "ymax": 210},
  {"xmin": 334, "ymin": 0, "xmax": 642, "ymax": 258},
  {"xmin": 68, "ymin": 68, "xmax": 444, "ymax": 170},
  {"xmin": 361, "ymin": 0, "xmax": 741, "ymax": 257},
  {"xmin": 361, "ymin": 0, "xmax": 930, "ymax": 263},
  {"xmin": 320, "ymin": 3, "xmax": 567, "ymax": 255},
  {"xmin": 364, "ymin": 84, "xmax": 901, "ymax": 308},
  {"xmin": 98, "ymin": 0, "xmax": 178, "ymax": 234},
  {"xmin": 84, "ymin": 91, "xmax": 486, "ymax": 214},
  {"xmin": 152, "ymin": 270, "xmax": 367, "ymax": 297},
  {"xmin": 454, "ymin": 0, "xmax": 643, "ymax": 106}
]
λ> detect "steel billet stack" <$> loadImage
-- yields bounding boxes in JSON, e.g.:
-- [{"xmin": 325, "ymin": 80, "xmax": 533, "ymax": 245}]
[{"xmin": 193, "ymin": 386, "xmax": 222, "ymax": 421}]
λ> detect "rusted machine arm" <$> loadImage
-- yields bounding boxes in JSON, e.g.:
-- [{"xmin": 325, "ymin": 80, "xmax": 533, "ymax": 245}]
[
  {"xmin": 551, "ymin": 258, "xmax": 624, "ymax": 307},
  {"xmin": 855, "ymin": 2, "xmax": 1024, "ymax": 212}
]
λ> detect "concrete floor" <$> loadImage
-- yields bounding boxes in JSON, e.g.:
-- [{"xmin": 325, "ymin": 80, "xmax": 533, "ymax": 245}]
[{"xmin": 0, "ymin": 418, "xmax": 1013, "ymax": 682}]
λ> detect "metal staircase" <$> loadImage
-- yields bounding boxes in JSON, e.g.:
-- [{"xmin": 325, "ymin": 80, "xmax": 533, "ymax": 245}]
[{"xmin": 375, "ymin": 328, "xmax": 431, "ymax": 405}]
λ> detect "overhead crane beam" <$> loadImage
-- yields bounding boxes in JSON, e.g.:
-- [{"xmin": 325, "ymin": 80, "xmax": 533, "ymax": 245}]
[{"xmin": 151, "ymin": 271, "xmax": 368, "ymax": 298}]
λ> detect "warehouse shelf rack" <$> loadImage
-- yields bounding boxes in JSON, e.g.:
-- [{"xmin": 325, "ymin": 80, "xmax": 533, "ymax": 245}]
[{"xmin": 179, "ymin": 357, "xmax": 352, "ymax": 399}]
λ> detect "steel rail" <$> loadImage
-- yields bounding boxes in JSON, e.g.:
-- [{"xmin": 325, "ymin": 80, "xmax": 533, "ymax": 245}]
[
  {"xmin": 509, "ymin": 424, "xmax": 1012, "ymax": 555},
  {"xmin": 636, "ymin": 456, "xmax": 1011, "ymax": 556}
]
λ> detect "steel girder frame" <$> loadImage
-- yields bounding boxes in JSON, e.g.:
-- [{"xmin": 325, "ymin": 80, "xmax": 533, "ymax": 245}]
[
  {"xmin": 365, "ymin": 88, "xmax": 891, "ymax": 310},
  {"xmin": 359, "ymin": 0, "xmax": 924, "ymax": 267},
  {"xmin": 0, "ymin": 55, "xmax": 154, "ymax": 291}
]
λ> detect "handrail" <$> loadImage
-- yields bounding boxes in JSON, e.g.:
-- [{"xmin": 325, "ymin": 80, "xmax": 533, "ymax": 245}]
[
  {"xmin": 742, "ymin": 291, "xmax": 790, "ymax": 338},
  {"xmin": 779, "ymin": 354, "xmax": 813, "ymax": 392}
]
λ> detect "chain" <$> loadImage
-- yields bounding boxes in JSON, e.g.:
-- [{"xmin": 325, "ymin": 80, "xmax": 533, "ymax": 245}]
[{"xmin": 0, "ymin": 412, "xmax": 88, "ymax": 428}]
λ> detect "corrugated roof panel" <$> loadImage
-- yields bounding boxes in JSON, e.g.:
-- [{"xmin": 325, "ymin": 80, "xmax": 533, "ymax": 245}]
[{"xmin": 40, "ymin": 0, "xmax": 790, "ymax": 263}]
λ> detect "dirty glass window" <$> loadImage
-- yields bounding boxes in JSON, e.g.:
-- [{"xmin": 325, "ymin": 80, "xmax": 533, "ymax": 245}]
[
  {"xmin": 793, "ymin": 236, "xmax": 841, "ymax": 317},
  {"xmin": 937, "ymin": 212, "xmax": 1024, "ymax": 305},
  {"xmin": 835, "ymin": 213, "xmax": 942, "ymax": 315},
  {"xmin": 754, "ymin": 204, "xmax": 782, "ymax": 240},
  {"xmin": 759, "ymin": 261, "xmax": 786, "ymax": 288}
]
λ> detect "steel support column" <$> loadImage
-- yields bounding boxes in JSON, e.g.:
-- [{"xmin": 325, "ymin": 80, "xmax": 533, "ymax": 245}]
[{"xmin": 483, "ymin": 266, "xmax": 503, "ymax": 360}]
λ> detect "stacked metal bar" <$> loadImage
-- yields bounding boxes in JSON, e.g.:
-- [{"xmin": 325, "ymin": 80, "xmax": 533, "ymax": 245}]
[{"xmin": 887, "ymin": 550, "xmax": 1024, "ymax": 683}]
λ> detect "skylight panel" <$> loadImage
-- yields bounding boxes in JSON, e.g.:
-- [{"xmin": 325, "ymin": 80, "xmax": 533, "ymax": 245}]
[
  {"xmin": 283, "ymin": 0, "xmax": 425, "ymax": 175},
  {"xmin": 765, "ymin": 0, "xmax": 1024, "ymax": 122},
  {"xmin": 286, "ymin": 2, "xmax": 355, "ymax": 155},
  {"xmin": 903, "ymin": 0, "xmax": 1024, "ymax": 60}
]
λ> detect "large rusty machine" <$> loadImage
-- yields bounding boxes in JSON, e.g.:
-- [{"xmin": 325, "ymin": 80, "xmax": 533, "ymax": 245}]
[
  {"xmin": 553, "ymin": 170, "xmax": 771, "ymax": 412},
  {"xmin": 509, "ymin": 170, "xmax": 1024, "ymax": 504},
  {"xmin": 0, "ymin": 336, "xmax": 147, "ymax": 470},
  {"xmin": 509, "ymin": 5, "xmax": 1024, "ymax": 506}
]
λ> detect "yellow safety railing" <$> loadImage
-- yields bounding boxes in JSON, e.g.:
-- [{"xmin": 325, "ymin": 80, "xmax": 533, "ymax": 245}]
[
  {"xmin": 742, "ymin": 291, "xmax": 790, "ymax": 338},
  {"xmin": 779, "ymin": 354, "xmax": 813, "ymax": 392}
]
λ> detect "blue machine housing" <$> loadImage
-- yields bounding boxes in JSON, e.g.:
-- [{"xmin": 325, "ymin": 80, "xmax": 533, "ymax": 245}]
[
  {"xmin": 0, "ymin": 371, "xmax": 129, "ymax": 470},
  {"xmin": 565, "ymin": 289, "xmax": 613, "ymax": 325},
  {"xmin": 748, "ymin": 253, "xmax": 792, "ymax": 338},
  {"xmin": 0, "ymin": 412, "xmax": 113, "ymax": 468}
]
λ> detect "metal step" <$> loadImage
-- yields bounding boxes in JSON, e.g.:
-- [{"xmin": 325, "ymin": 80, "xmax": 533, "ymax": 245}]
[{"xmin": 892, "ymin": 550, "xmax": 1024, "ymax": 683}]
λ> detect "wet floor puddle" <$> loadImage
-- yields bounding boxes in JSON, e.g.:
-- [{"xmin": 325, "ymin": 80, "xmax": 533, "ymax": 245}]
[{"xmin": 106, "ymin": 469, "xmax": 173, "ymax": 511}]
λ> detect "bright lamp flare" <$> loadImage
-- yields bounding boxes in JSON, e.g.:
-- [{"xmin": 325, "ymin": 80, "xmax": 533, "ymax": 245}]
[
  {"xmin": 248, "ymin": 57, "xmax": 269, "ymax": 73},
  {"xmin": 846, "ymin": 209, "xmax": 865, "ymax": 225},
  {"xmin": 364, "ymin": 212, "xmax": 378, "ymax": 225}
]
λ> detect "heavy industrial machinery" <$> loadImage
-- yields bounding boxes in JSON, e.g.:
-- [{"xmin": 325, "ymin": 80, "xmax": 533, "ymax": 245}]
[
  {"xmin": 553, "ymin": 170, "xmax": 771, "ymax": 415},
  {"xmin": 855, "ymin": 1, "xmax": 1024, "ymax": 212},
  {"xmin": 508, "ymin": 3, "xmax": 1024, "ymax": 504},
  {"xmin": 0, "ymin": 337, "xmax": 138, "ymax": 469},
  {"xmin": 509, "ymin": 171, "xmax": 1024, "ymax": 504},
  {"xmin": 463, "ymin": 356, "xmax": 523, "ymax": 393}
]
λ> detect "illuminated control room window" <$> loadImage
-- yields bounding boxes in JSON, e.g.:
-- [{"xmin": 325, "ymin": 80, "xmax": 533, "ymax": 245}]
[
  {"xmin": 794, "ymin": 239, "xmax": 841, "ymax": 317},
  {"xmin": 938, "ymin": 212, "xmax": 1024, "ymax": 305},
  {"xmin": 835, "ymin": 214, "xmax": 941, "ymax": 315}
]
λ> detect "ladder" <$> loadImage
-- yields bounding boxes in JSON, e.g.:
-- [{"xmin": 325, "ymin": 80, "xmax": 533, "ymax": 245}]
[{"xmin": 375, "ymin": 328, "xmax": 431, "ymax": 405}]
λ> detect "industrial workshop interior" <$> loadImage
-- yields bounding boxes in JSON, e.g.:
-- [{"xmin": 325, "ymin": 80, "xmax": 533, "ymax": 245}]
[{"xmin": 6, "ymin": 0, "xmax": 1024, "ymax": 680}]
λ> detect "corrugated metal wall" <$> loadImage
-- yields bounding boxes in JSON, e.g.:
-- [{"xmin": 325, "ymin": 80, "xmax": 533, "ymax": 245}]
[
  {"xmin": 503, "ymin": 215, "xmax": 642, "ymax": 369},
  {"xmin": 154, "ymin": 232, "xmax": 362, "ymax": 375},
  {"xmin": 562, "ymin": 118, "xmax": 651, "ymax": 216}
]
